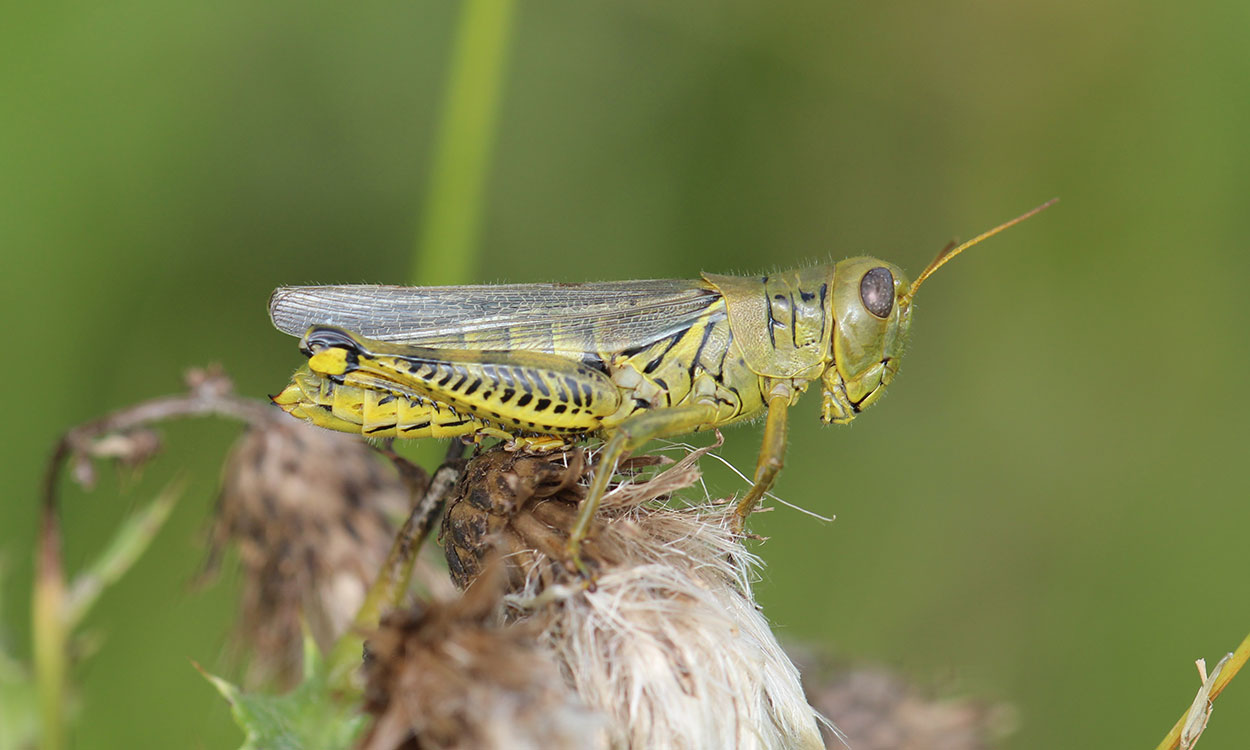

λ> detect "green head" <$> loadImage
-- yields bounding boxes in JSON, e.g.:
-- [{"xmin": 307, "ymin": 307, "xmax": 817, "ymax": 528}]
[
  {"xmin": 821, "ymin": 257, "xmax": 912, "ymax": 424},
  {"xmin": 820, "ymin": 199, "xmax": 1057, "ymax": 424}
]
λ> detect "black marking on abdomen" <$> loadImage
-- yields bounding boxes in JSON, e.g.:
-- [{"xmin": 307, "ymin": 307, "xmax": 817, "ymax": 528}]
[
  {"xmin": 513, "ymin": 368, "xmax": 534, "ymax": 397},
  {"xmin": 481, "ymin": 363, "xmax": 500, "ymax": 388},
  {"xmin": 498, "ymin": 366, "xmax": 517, "ymax": 389}
]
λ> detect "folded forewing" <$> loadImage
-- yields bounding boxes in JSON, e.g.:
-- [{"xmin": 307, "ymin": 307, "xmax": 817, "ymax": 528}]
[{"xmin": 269, "ymin": 281, "xmax": 723, "ymax": 355}]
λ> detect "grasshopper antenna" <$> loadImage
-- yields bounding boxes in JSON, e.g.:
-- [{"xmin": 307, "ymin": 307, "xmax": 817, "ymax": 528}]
[{"xmin": 906, "ymin": 198, "xmax": 1058, "ymax": 302}]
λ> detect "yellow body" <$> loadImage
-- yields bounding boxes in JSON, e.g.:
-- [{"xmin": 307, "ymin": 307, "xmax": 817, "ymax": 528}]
[{"xmin": 272, "ymin": 260, "xmax": 909, "ymax": 445}]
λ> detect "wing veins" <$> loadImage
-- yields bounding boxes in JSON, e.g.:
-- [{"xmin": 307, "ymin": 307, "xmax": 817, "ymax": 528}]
[{"xmin": 269, "ymin": 281, "xmax": 722, "ymax": 353}]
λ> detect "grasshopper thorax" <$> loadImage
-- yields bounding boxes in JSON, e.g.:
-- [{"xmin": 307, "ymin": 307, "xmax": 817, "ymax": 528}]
[{"xmin": 820, "ymin": 257, "xmax": 912, "ymax": 425}]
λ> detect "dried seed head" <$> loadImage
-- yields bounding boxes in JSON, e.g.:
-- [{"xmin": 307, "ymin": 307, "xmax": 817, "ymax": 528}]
[
  {"xmin": 360, "ymin": 567, "xmax": 608, "ymax": 750},
  {"xmin": 795, "ymin": 654, "xmax": 1016, "ymax": 750},
  {"xmin": 442, "ymin": 448, "xmax": 593, "ymax": 589},
  {"xmin": 207, "ymin": 416, "xmax": 443, "ymax": 686},
  {"xmin": 443, "ymin": 443, "xmax": 827, "ymax": 750}
]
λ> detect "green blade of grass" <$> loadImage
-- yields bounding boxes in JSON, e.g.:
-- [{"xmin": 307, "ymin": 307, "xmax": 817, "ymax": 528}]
[
  {"xmin": 64, "ymin": 479, "xmax": 183, "ymax": 628},
  {"xmin": 410, "ymin": 0, "xmax": 515, "ymax": 286}
]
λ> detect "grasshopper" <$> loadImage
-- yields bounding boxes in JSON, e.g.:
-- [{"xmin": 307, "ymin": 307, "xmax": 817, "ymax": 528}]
[{"xmin": 270, "ymin": 201, "xmax": 1053, "ymax": 568}]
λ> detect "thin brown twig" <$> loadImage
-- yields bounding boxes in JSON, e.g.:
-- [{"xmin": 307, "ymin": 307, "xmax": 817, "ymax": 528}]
[
  {"xmin": 34, "ymin": 366, "xmax": 276, "ymax": 749},
  {"xmin": 43, "ymin": 367, "xmax": 273, "ymax": 509}
]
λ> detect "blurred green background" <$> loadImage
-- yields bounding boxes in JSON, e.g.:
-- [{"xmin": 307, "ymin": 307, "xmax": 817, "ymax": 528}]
[{"xmin": 3, "ymin": 1, "xmax": 1249, "ymax": 747}]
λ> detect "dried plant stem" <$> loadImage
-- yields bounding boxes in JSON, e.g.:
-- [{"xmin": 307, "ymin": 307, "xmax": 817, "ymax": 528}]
[
  {"xmin": 46, "ymin": 378, "xmax": 271, "ymax": 474},
  {"xmin": 34, "ymin": 369, "xmax": 268, "ymax": 747},
  {"xmin": 1156, "ymin": 632, "xmax": 1250, "ymax": 750}
]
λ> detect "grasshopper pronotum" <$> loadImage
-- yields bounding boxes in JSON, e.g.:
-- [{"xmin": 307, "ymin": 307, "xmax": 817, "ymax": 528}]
[{"xmin": 271, "ymin": 200, "xmax": 1054, "ymax": 569}]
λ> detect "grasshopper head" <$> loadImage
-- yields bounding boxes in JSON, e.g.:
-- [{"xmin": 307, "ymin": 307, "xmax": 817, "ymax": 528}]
[
  {"xmin": 820, "ymin": 257, "xmax": 912, "ymax": 424},
  {"xmin": 819, "ymin": 199, "xmax": 1057, "ymax": 425}
]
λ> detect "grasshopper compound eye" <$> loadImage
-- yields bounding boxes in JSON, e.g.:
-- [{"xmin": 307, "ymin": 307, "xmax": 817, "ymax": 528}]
[{"xmin": 859, "ymin": 266, "xmax": 894, "ymax": 318}]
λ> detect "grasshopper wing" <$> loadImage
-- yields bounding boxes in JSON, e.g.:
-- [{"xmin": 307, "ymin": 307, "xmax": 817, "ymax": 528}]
[{"xmin": 269, "ymin": 281, "xmax": 722, "ymax": 355}]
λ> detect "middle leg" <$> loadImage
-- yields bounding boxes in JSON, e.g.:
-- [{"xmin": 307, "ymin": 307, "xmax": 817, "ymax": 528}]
[{"xmin": 566, "ymin": 402, "xmax": 721, "ymax": 572}]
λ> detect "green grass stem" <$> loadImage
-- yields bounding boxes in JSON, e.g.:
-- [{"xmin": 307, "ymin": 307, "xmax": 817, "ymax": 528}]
[
  {"xmin": 33, "ymin": 503, "xmax": 67, "ymax": 750},
  {"xmin": 410, "ymin": 0, "xmax": 515, "ymax": 286},
  {"xmin": 1156, "ymin": 631, "xmax": 1250, "ymax": 749}
]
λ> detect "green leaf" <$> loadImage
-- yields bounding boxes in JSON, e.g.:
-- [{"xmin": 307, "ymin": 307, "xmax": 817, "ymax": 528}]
[
  {"xmin": 199, "ymin": 637, "xmax": 367, "ymax": 750},
  {"xmin": 65, "ymin": 479, "xmax": 183, "ymax": 628},
  {"xmin": 0, "ymin": 648, "xmax": 39, "ymax": 749}
]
